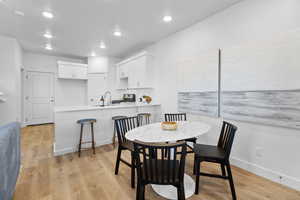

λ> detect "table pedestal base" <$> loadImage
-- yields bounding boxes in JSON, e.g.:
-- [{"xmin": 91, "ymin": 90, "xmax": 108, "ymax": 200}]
[{"xmin": 151, "ymin": 174, "xmax": 195, "ymax": 200}]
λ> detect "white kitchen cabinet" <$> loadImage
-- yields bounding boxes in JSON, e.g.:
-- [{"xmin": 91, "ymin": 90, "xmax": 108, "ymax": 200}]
[
  {"xmin": 57, "ymin": 61, "xmax": 88, "ymax": 80},
  {"xmin": 88, "ymin": 73, "xmax": 107, "ymax": 105},
  {"xmin": 116, "ymin": 51, "xmax": 153, "ymax": 89},
  {"xmin": 119, "ymin": 62, "xmax": 129, "ymax": 79}
]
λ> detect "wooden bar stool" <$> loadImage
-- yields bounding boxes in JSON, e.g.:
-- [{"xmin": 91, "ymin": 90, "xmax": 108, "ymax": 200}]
[
  {"xmin": 137, "ymin": 113, "xmax": 151, "ymax": 126},
  {"xmin": 112, "ymin": 115, "xmax": 127, "ymax": 147},
  {"xmin": 77, "ymin": 118, "xmax": 97, "ymax": 157}
]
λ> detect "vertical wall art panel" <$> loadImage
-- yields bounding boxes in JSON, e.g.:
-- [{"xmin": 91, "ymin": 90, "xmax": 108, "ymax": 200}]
[
  {"xmin": 177, "ymin": 49, "xmax": 219, "ymax": 117},
  {"xmin": 221, "ymin": 31, "xmax": 300, "ymax": 129}
]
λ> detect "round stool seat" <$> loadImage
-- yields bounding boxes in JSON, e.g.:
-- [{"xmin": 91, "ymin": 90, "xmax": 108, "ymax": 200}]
[
  {"xmin": 77, "ymin": 118, "xmax": 97, "ymax": 124},
  {"xmin": 112, "ymin": 116, "xmax": 127, "ymax": 120}
]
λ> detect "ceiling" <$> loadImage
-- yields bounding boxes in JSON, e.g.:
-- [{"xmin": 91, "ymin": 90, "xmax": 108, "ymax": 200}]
[{"xmin": 0, "ymin": 0, "xmax": 242, "ymax": 59}]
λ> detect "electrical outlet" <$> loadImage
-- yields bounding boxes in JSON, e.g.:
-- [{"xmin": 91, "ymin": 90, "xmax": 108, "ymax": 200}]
[{"xmin": 255, "ymin": 147, "xmax": 264, "ymax": 158}]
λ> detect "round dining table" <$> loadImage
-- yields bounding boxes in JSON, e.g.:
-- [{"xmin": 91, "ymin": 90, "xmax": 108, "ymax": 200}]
[{"xmin": 125, "ymin": 121, "xmax": 211, "ymax": 200}]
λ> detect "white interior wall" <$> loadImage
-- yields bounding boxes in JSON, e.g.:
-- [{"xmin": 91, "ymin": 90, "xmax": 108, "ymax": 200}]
[
  {"xmin": 144, "ymin": 0, "xmax": 300, "ymax": 190},
  {"xmin": 0, "ymin": 35, "xmax": 22, "ymax": 126},
  {"xmin": 23, "ymin": 52, "xmax": 87, "ymax": 108}
]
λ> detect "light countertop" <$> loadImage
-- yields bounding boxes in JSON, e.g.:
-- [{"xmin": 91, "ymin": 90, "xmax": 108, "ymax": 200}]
[{"xmin": 54, "ymin": 103, "xmax": 161, "ymax": 112}]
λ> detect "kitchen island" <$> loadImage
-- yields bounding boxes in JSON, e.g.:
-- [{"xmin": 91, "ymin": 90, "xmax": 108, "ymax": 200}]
[{"xmin": 54, "ymin": 103, "xmax": 161, "ymax": 156}]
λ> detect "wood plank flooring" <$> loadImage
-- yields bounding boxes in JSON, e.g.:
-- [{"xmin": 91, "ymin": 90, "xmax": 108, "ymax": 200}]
[{"xmin": 13, "ymin": 124, "xmax": 300, "ymax": 200}]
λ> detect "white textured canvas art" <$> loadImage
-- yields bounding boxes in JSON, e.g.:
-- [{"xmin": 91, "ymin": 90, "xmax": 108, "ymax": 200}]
[
  {"xmin": 221, "ymin": 31, "xmax": 300, "ymax": 129},
  {"xmin": 177, "ymin": 49, "xmax": 219, "ymax": 117}
]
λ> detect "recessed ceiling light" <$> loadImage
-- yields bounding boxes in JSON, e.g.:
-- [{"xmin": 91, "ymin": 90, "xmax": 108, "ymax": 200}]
[
  {"xmin": 45, "ymin": 44, "xmax": 53, "ymax": 50},
  {"xmin": 163, "ymin": 15, "xmax": 173, "ymax": 23},
  {"xmin": 113, "ymin": 30, "xmax": 122, "ymax": 37},
  {"xmin": 43, "ymin": 32, "xmax": 53, "ymax": 39},
  {"xmin": 42, "ymin": 11, "xmax": 54, "ymax": 19},
  {"xmin": 100, "ymin": 41, "xmax": 106, "ymax": 49},
  {"xmin": 91, "ymin": 52, "xmax": 96, "ymax": 57}
]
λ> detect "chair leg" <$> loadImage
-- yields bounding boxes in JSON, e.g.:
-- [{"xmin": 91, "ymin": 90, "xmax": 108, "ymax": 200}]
[
  {"xmin": 131, "ymin": 151, "xmax": 135, "ymax": 188},
  {"xmin": 193, "ymin": 154, "xmax": 197, "ymax": 175},
  {"xmin": 115, "ymin": 146, "xmax": 122, "ymax": 175},
  {"xmin": 141, "ymin": 184, "xmax": 145, "ymax": 200},
  {"xmin": 136, "ymin": 182, "xmax": 141, "ymax": 200},
  {"xmin": 195, "ymin": 159, "xmax": 201, "ymax": 195},
  {"xmin": 221, "ymin": 164, "xmax": 226, "ymax": 176},
  {"xmin": 177, "ymin": 186, "xmax": 181, "ymax": 200},
  {"xmin": 179, "ymin": 183, "xmax": 185, "ymax": 200},
  {"xmin": 91, "ymin": 123, "xmax": 96, "ymax": 154},
  {"xmin": 226, "ymin": 163, "xmax": 237, "ymax": 200},
  {"xmin": 78, "ymin": 124, "xmax": 83, "ymax": 157}
]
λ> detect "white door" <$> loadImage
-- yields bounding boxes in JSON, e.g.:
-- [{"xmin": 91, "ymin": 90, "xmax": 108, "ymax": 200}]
[{"xmin": 24, "ymin": 71, "xmax": 54, "ymax": 125}]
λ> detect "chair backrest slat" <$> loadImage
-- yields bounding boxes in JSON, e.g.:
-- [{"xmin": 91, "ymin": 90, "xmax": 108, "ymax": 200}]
[
  {"xmin": 134, "ymin": 141, "xmax": 187, "ymax": 185},
  {"xmin": 137, "ymin": 113, "xmax": 151, "ymax": 126},
  {"xmin": 115, "ymin": 116, "xmax": 139, "ymax": 144},
  {"xmin": 165, "ymin": 113, "xmax": 187, "ymax": 122},
  {"xmin": 217, "ymin": 121, "xmax": 237, "ymax": 159}
]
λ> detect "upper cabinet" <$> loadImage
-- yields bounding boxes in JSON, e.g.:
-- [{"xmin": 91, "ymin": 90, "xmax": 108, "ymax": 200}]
[
  {"xmin": 116, "ymin": 51, "xmax": 153, "ymax": 89},
  {"xmin": 119, "ymin": 62, "xmax": 129, "ymax": 79},
  {"xmin": 87, "ymin": 74, "xmax": 107, "ymax": 105},
  {"xmin": 57, "ymin": 61, "xmax": 88, "ymax": 80}
]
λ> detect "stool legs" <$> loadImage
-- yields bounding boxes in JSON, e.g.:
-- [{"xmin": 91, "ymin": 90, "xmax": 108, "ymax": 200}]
[
  {"xmin": 78, "ymin": 122, "xmax": 96, "ymax": 157},
  {"xmin": 91, "ymin": 122, "xmax": 96, "ymax": 154},
  {"xmin": 78, "ymin": 124, "xmax": 83, "ymax": 157}
]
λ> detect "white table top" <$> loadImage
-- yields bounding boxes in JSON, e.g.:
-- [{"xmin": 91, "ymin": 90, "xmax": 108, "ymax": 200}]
[{"xmin": 125, "ymin": 121, "xmax": 211, "ymax": 143}]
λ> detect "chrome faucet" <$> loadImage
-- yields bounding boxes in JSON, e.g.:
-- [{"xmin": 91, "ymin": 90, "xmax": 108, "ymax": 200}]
[{"xmin": 103, "ymin": 91, "xmax": 112, "ymax": 106}]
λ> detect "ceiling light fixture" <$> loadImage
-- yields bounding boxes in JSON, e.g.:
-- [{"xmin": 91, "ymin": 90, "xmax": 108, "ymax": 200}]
[
  {"xmin": 91, "ymin": 52, "xmax": 96, "ymax": 57},
  {"xmin": 45, "ymin": 44, "xmax": 53, "ymax": 50},
  {"xmin": 100, "ymin": 41, "xmax": 106, "ymax": 49},
  {"xmin": 163, "ymin": 15, "xmax": 173, "ymax": 23},
  {"xmin": 113, "ymin": 30, "xmax": 122, "ymax": 37},
  {"xmin": 43, "ymin": 32, "xmax": 53, "ymax": 39},
  {"xmin": 42, "ymin": 11, "xmax": 54, "ymax": 19}
]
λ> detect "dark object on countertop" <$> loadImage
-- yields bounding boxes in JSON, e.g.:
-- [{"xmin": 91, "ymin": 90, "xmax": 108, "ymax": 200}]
[
  {"xmin": 77, "ymin": 118, "xmax": 97, "ymax": 157},
  {"xmin": 99, "ymin": 96, "xmax": 105, "ymax": 107},
  {"xmin": 0, "ymin": 122, "xmax": 21, "ymax": 200},
  {"xmin": 193, "ymin": 121, "xmax": 237, "ymax": 200},
  {"xmin": 123, "ymin": 93, "xmax": 136, "ymax": 102},
  {"xmin": 111, "ymin": 100, "xmax": 124, "ymax": 104}
]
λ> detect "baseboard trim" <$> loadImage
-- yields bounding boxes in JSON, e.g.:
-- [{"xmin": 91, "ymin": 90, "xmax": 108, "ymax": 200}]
[
  {"xmin": 231, "ymin": 157, "xmax": 300, "ymax": 191},
  {"xmin": 53, "ymin": 139, "xmax": 112, "ymax": 156}
]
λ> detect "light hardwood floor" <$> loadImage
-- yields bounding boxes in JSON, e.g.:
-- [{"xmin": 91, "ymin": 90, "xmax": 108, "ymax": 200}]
[{"xmin": 13, "ymin": 124, "xmax": 300, "ymax": 200}]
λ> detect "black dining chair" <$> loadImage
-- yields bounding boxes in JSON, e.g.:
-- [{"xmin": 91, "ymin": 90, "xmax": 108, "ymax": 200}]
[
  {"xmin": 133, "ymin": 140, "xmax": 187, "ymax": 200},
  {"xmin": 193, "ymin": 121, "xmax": 237, "ymax": 200},
  {"xmin": 137, "ymin": 113, "xmax": 151, "ymax": 126},
  {"xmin": 164, "ymin": 113, "xmax": 197, "ymax": 153},
  {"xmin": 114, "ymin": 116, "xmax": 139, "ymax": 188}
]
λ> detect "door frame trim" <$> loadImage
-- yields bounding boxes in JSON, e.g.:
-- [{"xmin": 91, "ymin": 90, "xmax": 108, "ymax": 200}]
[{"xmin": 22, "ymin": 69, "xmax": 56, "ymax": 126}]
